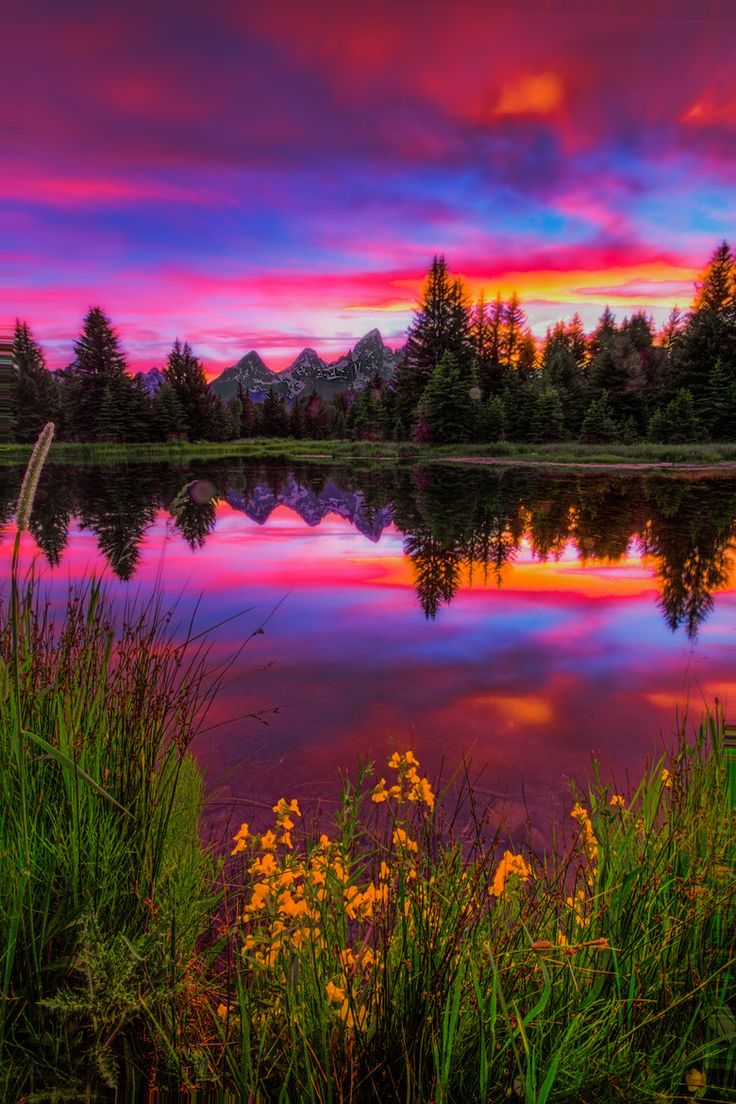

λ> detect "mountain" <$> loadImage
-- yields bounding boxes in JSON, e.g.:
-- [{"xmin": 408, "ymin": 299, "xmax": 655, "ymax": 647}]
[
  {"xmin": 224, "ymin": 477, "xmax": 394, "ymax": 542},
  {"xmin": 208, "ymin": 350, "xmax": 274, "ymax": 401},
  {"xmin": 210, "ymin": 329, "xmax": 404, "ymax": 402},
  {"xmin": 134, "ymin": 367, "xmax": 166, "ymax": 396}
]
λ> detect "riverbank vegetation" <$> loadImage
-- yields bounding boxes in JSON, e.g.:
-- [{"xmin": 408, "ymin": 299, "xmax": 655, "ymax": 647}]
[
  {"xmin": 6, "ymin": 436, "xmax": 736, "ymax": 470},
  {"xmin": 8, "ymin": 240, "xmax": 736, "ymax": 450},
  {"xmin": 2, "ymin": 435, "xmax": 735, "ymax": 1100}
]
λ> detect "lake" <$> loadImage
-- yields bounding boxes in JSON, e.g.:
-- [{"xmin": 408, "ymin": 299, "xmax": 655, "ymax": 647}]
[{"xmin": 3, "ymin": 458, "xmax": 735, "ymax": 843}]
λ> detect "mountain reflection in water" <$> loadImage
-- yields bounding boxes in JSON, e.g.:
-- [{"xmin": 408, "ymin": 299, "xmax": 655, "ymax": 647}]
[
  {"xmin": 3, "ymin": 458, "xmax": 736, "ymax": 829},
  {"xmin": 2, "ymin": 460, "xmax": 735, "ymax": 641}
]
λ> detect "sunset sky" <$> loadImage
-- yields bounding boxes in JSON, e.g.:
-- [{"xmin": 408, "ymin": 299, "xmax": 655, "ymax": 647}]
[{"xmin": 3, "ymin": 0, "xmax": 735, "ymax": 374}]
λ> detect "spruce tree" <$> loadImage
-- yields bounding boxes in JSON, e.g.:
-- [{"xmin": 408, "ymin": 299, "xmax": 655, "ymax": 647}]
[
  {"xmin": 261, "ymin": 386, "xmax": 287, "ymax": 437},
  {"xmin": 10, "ymin": 321, "xmax": 58, "ymax": 442},
  {"xmin": 648, "ymin": 389, "xmax": 701, "ymax": 443},
  {"xmin": 238, "ymin": 384, "xmax": 256, "ymax": 436},
  {"xmin": 673, "ymin": 242, "xmax": 736, "ymax": 401},
  {"xmin": 163, "ymin": 339, "xmax": 210, "ymax": 439},
  {"xmin": 530, "ymin": 386, "xmax": 565, "ymax": 442},
  {"xmin": 63, "ymin": 307, "xmax": 128, "ymax": 440},
  {"xmin": 704, "ymin": 360, "xmax": 736, "ymax": 440},
  {"xmin": 580, "ymin": 393, "xmax": 619, "ymax": 443},
  {"xmin": 152, "ymin": 382, "xmax": 186, "ymax": 440},
  {"xmin": 226, "ymin": 395, "xmax": 243, "ymax": 439},
  {"xmin": 476, "ymin": 394, "xmax": 507, "ymax": 442},
  {"xmin": 420, "ymin": 353, "xmax": 470, "ymax": 443}
]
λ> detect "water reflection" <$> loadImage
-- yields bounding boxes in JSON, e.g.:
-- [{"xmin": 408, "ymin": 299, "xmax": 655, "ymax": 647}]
[{"xmin": 1, "ymin": 459, "xmax": 736, "ymax": 639}]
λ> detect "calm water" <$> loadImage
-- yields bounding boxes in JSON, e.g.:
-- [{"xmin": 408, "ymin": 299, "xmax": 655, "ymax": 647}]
[{"xmin": 2, "ymin": 459, "xmax": 736, "ymax": 838}]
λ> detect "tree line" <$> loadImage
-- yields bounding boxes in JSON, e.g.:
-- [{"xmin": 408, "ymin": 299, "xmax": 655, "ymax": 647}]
[{"xmin": 9, "ymin": 241, "xmax": 736, "ymax": 445}]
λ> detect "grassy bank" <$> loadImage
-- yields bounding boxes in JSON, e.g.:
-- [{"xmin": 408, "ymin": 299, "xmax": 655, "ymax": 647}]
[{"xmin": 4, "ymin": 436, "xmax": 736, "ymax": 470}]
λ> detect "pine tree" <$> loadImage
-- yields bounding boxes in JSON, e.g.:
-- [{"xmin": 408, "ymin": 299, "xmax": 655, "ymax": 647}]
[
  {"xmin": 10, "ymin": 321, "xmax": 58, "ymax": 442},
  {"xmin": 152, "ymin": 382, "xmax": 186, "ymax": 440},
  {"xmin": 588, "ymin": 306, "xmax": 617, "ymax": 360},
  {"xmin": 163, "ymin": 339, "xmax": 210, "ymax": 439},
  {"xmin": 226, "ymin": 395, "xmax": 243, "ymax": 439},
  {"xmin": 289, "ymin": 396, "xmax": 307, "ymax": 439},
  {"xmin": 502, "ymin": 293, "xmax": 526, "ymax": 370},
  {"xmin": 63, "ymin": 307, "xmax": 128, "ymax": 440},
  {"xmin": 391, "ymin": 359, "xmax": 427, "ymax": 439},
  {"xmin": 238, "ymin": 384, "xmax": 256, "ymax": 436},
  {"xmin": 540, "ymin": 322, "xmax": 584, "ymax": 434},
  {"xmin": 530, "ymin": 386, "xmax": 565, "ymax": 442},
  {"xmin": 476, "ymin": 394, "xmax": 507, "ymax": 442},
  {"xmin": 704, "ymin": 360, "xmax": 736, "ymax": 440},
  {"xmin": 396, "ymin": 255, "xmax": 473, "ymax": 427},
  {"xmin": 580, "ymin": 393, "xmax": 619, "ymax": 443},
  {"xmin": 261, "ymin": 387, "xmax": 287, "ymax": 437},
  {"xmin": 420, "ymin": 353, "xmax": 470, "ymax": 443},
  {"xmin": 73, "ymin": 306, "xmax": 127, "ymax": 378},
  {"xmin": 647, "ymin": 389, "xmax": 700, "ymax": 444},
  {"xmin": 673, "ymin": 242, "xmax": 736, "ymax": 400}
]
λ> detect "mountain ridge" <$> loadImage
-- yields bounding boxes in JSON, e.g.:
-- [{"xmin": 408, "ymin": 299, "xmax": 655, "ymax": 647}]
[{"xmin": 210, "ymin": 328, "xmax": 404, "ymax": 401}]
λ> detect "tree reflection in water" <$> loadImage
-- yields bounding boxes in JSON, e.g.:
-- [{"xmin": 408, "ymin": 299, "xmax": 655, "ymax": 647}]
[{"xmin": 1, "ymin": 459, "xmax": 735, "ymax": 639}]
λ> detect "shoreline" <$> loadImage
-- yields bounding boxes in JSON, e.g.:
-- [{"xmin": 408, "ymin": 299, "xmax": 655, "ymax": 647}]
[{"xmin": 3, "ymin": 438, "xmax": 736, "ymax": 476}]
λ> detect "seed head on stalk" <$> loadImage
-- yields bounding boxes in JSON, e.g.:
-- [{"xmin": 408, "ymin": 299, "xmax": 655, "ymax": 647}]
[{"xmin": 15, "ymin": 421, "xmax": 55, "ymax": 532}]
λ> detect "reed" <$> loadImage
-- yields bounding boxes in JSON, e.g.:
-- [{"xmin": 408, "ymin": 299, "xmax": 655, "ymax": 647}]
[{"xmin": 0, "ymin": 430, "xmax": 220, "ymax": 1097}]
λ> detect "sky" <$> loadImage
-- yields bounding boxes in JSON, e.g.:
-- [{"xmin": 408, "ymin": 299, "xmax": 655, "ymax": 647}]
[{"xmin": 3, "ymin": 0, "xmax": 736, "ymax": 375}]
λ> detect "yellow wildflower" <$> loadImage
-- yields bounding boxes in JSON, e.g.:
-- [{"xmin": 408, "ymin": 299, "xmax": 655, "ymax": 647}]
[
  {"xmin": 571, "ymin": 802, "xmax": 588, "ymax": 822},
  {"xmin": 273, "ymin": 797, "xmax": 301, "ymax": 819},
  {"xmin": 279, "ymin": 831, "xmax": 293, "ymax": 849},
  {"xmin": 249, "ymin": 852, "xmax": 278, "ymax": 877},
  {"xmin": 371, "ymin": 779, "xmax": 389, "ymax": 803},
  {"xmin": 685, "ymin": 1068, "xmax": 706, "ymax": 1094},
  {"xmin": 661, "ymin": 769, "xmax": 673, "ymax": 788},
  {"xmin": 344, "ymin": 885, "xmax": 361, "ymax": 918},
  {"xmin": 245, "ymin": 881, "xmax": 271, "ymax": 914},
  {"xmin": 216, "ymin": 1002, "xmax": 230, "ymax": 1020},
  {"xmin": 393, "ymin": 828, "xmax": 418, "ymax": 852},
  {"xmin": 278, "ymin": 890, "xmax": 308, "ymax": 918},
  {"xmin": 260, "ymin": 830, "xmax": 278, "ymax": 851},
  {"xmin": 413, "ymin": 776, "xmax": 436, "ymax": 809},
  {"xmin": 566, "ymin": 888, "xmax": 589, "ymax": 926},
  {"xmin": 490, "ymin": 850, "xmax": 532, "ymax": 896},
  {"xmin": 326, "ymin": 980, "xmax": 346, "ymax": 1004},
  {"xmin": 609, "ymin": 794, "xmax": 626, "ymax": 808}
]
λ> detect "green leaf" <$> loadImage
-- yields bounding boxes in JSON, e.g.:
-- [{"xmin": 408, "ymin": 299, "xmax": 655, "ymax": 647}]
[{"xmin": 23, "ymin": 729, "xmax": 132, "ymax": 817}]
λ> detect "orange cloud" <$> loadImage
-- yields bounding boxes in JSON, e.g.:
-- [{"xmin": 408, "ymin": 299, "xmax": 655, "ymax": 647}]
[
  {"xmin": 460, "ymin": 261, "xmax": 695, "ymax": 311},
  {"xmin": 682, "ymin": 89, "xmax": 736, "ymax": 127},
  {"xmin": 494, "ymin": 72, "xmax": 564, "ymax": 116}
]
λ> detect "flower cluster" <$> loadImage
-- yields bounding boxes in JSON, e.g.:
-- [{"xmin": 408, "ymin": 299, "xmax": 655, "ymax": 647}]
[
  {"xmin": 490, "ymin": 850, "xmax": 532, "ymax": 897},
  {"xmin": 571, "ymin": 802, "xmax": 599, "ymax": 866},
  {"xmin": 371, "ymin": 750, "xmax": 435, "ymax": 810}
]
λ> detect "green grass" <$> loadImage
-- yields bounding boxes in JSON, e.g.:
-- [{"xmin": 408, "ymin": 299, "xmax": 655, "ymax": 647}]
[
  {"xmin": 215, "ymin": 734, "xmax": 736, "ymax": 1103},
  {"xmin": 0, "ymin": 509, "xmax": 222, "ymax": 1094},
  {"xmin": 4, "ymin": 436, "xmax": 736, "ymax": 470}
]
